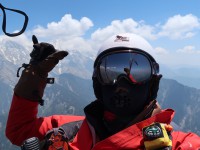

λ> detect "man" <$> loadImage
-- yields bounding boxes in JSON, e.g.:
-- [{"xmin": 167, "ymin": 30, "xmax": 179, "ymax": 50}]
[{"xmin": 6, "ymin": 33, "xmax": 200, "ymax": 149}]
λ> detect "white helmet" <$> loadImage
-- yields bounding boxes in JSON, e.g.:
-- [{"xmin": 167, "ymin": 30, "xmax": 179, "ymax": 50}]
[
  {"xmin": 97, "ymin": 33, "xmax": 156, "ymax": 61},
  {"xmin": 94, "ymin": 33, "xmax": 158, "ymax": 73},
  {"xmin": 92, "ymin": 33, "xmax": 161, "ymax": 103}
]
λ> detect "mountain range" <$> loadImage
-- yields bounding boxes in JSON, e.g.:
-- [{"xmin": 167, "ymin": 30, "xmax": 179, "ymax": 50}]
[{"xmin": 0, "ymin": 39, "xmax": 200, "ymax": 149}]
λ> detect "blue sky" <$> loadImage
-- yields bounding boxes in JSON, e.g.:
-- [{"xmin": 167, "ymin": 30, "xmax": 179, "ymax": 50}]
[{"xmin": 1, "ymin": 0, "xmax": 200, "ymax": 69}]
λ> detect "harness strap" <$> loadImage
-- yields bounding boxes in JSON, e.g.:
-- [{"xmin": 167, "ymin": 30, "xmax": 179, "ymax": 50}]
[
  {"xmin": 60, "ymin": 120, "xmax": 83, "ymax": 142},
  {"xmin": 41, "ymin": 120, "xmax": 83, "ymax": 149},
  {"xmin": 0, "ymin": 3, "xmax": 28, "ymax": 37}
]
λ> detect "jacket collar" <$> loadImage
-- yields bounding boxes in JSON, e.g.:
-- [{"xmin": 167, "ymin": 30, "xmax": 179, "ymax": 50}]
[{"xmin": 90, "ymin": 109, "xmax": 175, "ymax": 149}]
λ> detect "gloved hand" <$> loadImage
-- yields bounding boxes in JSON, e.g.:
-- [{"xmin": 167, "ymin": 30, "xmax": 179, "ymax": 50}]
[{"xmin": 14, "ymin": 35, "xmax": 68, "ymax": 105}]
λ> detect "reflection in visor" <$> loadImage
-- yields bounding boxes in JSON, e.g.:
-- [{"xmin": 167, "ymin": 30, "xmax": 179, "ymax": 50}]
[{"xmin": 99, "ymin": 52, "xmax": 152, "ymax": 84}]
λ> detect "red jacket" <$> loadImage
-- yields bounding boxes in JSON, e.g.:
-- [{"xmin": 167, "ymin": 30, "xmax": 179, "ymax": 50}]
[{"xmin": 6, "ymin": 95, "xmax": 200, "ymax": 150}]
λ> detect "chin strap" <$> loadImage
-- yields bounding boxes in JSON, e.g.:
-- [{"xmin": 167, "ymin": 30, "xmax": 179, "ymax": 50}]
[
  {"xmin": 148, "ymin": 75, "xmax": 162, "ymax": 102},
  {"xmin": 127, "ymin": 100, "xmax": 158, "ymax": 126}
]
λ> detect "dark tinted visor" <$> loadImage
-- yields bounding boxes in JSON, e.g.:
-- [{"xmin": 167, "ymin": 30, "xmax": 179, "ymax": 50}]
[{"xmin": 97, "ymin": 52, "xmax": 153, "ymax": 84}]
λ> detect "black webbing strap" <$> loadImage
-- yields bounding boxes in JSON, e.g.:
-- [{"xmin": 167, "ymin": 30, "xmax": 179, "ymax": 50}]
[
  {"xmin": 0, "ymin": 3, "xmax": 28, "ymax": 37},
  {"xmin": 40, "ymin": 120, "xmax": 83, "ymax": 149},
  {"xmin": 60, "ymin": 120, "xmax": 83, "ymax": 142}
]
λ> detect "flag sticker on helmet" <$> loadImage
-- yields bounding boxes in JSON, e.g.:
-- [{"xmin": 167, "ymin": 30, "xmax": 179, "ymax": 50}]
[{"xmin": 114, "ymin": 35, "xmax": 129, "ymax": 42}]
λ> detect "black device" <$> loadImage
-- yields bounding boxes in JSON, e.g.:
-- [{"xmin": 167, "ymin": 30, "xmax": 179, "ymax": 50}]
[{"xmin": 21, "ymin": 137, "xmax": 40, "ymax": 150}]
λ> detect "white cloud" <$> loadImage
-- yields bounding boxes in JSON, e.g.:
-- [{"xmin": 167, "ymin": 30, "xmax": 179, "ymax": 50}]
[
  {"xmin": 1, "ymin": 14, "xmax": 95, "ymax": 54},
  {"xmin": 53, "ymin": 36, "xmax": 95, "ymax": 56},
  {"xmin": 155, "ymin": 47, "xmax": 169, "ymax": 55},
  {"xmin": 158, "ymin": 14, "xmax": 200, "ymax": 39},
  {"xmin": 91, "ymin": 14, "xmax": 200, "ymax": 42},
  {"xmin": 0, "ymin": 34, "xmax": 31, "ymax": 50},
  {"xmin": 156, "ymin": 51, "xmax": 197, "ymax": 68},
  {"xmin": 2, "ymin": 13, "xmax": 200, "ymax": 68},
  {"xmin": 28, "ymin": 14, "xmax": 97, "ymax": 55},
  {"xmin": 91, "ymin": 18, "xmax": 156, "ymax": 44},
  {"xmin": 153, "ymin": 45, "xmax": 200, "ymax": 68},
  {"xmin": 177, "ymin": 45, "xmax": 200, "ymax": 54},
  {"xmin": 32, "ymin": 14, "xmax": 93, "ymax": 39}
]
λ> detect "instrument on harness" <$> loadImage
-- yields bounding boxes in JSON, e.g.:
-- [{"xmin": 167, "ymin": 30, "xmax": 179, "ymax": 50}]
[
  {"xmin": 21, "ymin": 120, "xmax": 83, "ymax": 150},
  {"xmin": 44, "ymin": 120, "xmax": 83, "ymax": 150},
  {"xmin": 142, "ymin": 122, "xmax": 173, "ymax": 150},
  {"xmin": 44, "ymin": 128, "xmax": 69, "ymax": 150},
  {"xmin": 20, "ymin": 129, "xmax": 69, "ymax": 150},
  {"xmin": 0, "ymin": 3, "xmax": 28, "ymax": 37}
]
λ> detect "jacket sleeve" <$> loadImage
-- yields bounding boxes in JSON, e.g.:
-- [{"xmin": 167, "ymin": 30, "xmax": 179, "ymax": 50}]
[
  {"xmin": 173, "ymin": 131, "xmax": 200, "ymax": 149},
  {"xmin": 5, "ymin": 94, "xmax": 85, "ymax": 146}
]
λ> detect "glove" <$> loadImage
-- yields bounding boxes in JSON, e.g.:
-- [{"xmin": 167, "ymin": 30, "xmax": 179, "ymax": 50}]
[{"xmin": 14, "ymin": 35, "xmax": 68, "ymax": 105}]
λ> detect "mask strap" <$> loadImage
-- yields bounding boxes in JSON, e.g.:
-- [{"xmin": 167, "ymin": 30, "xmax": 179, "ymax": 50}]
[{"xmin": 0, "ymin": 3, "xmax": 28, "ymax": 37}]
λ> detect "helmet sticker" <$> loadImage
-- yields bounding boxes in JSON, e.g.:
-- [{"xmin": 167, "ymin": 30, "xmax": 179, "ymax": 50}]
[{"xmin": 114, "ymin": 35, "xmax": 129, "ymax": 42}]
